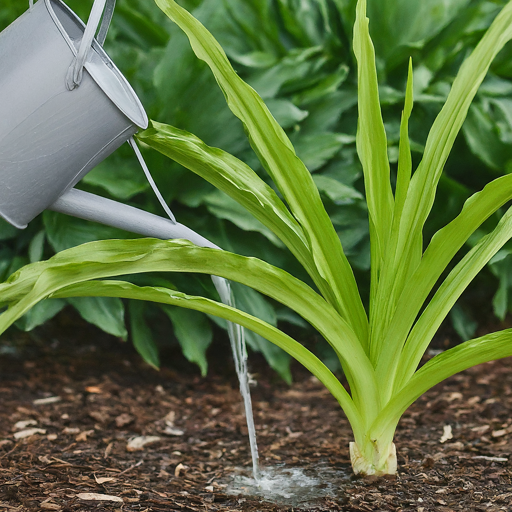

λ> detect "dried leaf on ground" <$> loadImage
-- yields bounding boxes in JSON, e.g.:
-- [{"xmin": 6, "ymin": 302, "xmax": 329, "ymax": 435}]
[
  {"xmin": 77, "ymin": 492, "xmax": 123, "ymax": 503},
  {"xmin": 126, "ymin": 435, "xmax": 161, "ymax": 451},
  {"xmin": 13, "ymin": 428, "xmax": 46, "ymax": 439}
]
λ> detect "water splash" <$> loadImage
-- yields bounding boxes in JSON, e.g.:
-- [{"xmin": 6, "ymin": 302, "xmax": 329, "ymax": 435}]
[
  {"xmin": 211, "ymin": 276, "xmax": 260, "ymax": 480},
  {"xmin": 226, "ymin": 464, "xmax": 348, "ymax": 508}
]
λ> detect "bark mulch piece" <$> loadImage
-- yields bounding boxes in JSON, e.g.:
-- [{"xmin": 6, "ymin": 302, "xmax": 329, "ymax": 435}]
[{"xmin": 1, "ymin": 314, "xmax": 512, "ymax": 511}]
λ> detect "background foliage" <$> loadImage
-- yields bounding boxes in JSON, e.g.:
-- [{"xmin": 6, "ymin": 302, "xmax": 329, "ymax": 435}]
[{"xmin": 1, "ymin": 0, "xmax": 512, "ymax": 379}]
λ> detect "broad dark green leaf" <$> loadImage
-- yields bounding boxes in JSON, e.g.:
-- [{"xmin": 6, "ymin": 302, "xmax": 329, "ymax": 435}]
[
  {"xmin": 205, "ymin": 192, "xmax": 285, "ymax": 248},
  {"xmin": 129, "ymin": 301, "xmax": 160, "ymax": 369},
  {"xmin": 163, "ymin": 306, "xmax": 213, "ymax": 376},
  {"xmin": 463, "ymin": 102, "xmax": 512, "ymax": 170},
  {"xmin": 367, "ymin": 0, "xmax": 471, "ymax": 68},
  {"xmin": 15, "ymin": 299, "xmax": 66, "ymax": 332},
  {"xmin": 68, "ymin": 296, "xmax": 127, "ymax": 340},
  {"xmin": 0, "ymin": 218, "xmax": 18, "ymax": 241},
  {"xmin": 449, "ymin": 304, "xmax": 477, "ymax": 341},
  {"xmin": 295, "ymin": 133, "xmax": 346, "ymax": 172},
  {"xmin": 28, "ymin": 231, "xmax": 45, "ymax": 263},
  {"xmin": 82, "ymin": 157, "xmax": 150, "ymax": 201},
  {"xmin": 43, "ymin": 211, "xmax": 130, "ymax": 252},
  {"xmin": 265, "ymin": 98, "xmax": 308, "ymax": 129},
  {"xmin": 313, "ymin": 175, "xmax": 363, "ymax": 203}
]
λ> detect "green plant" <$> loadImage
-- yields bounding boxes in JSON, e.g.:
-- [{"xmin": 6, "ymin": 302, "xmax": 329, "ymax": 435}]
[
  {"xmin": 3, "ymin": 0, "xmax": 512, "ymax": 376},
  {"xmin": 3, "ymin": 0, "xmax": 512, "ymax": 475}
]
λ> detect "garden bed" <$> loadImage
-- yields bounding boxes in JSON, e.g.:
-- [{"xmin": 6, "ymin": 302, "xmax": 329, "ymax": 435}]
[{"xmin": 1, "ymin": 313, "xmax": 511, "ymax": 511}]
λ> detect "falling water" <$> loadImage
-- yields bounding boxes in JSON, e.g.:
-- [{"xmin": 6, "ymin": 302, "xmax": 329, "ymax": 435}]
[
  {"xmin": 130, "ymin": 138, "xmax": 260, "ymax": 479},
  {"xmin": 212, "ymin": 276, "xmax": 260, "ymax": 480}
]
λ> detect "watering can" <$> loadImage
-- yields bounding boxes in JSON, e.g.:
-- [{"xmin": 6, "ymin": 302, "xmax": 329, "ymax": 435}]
[
  {"xmin": 0, "ymin": 0, "xmax": 217, "ymax": 249},
  {"xmin": 0, "ymin": 0, "xmax": 258, "ymax": 476}
]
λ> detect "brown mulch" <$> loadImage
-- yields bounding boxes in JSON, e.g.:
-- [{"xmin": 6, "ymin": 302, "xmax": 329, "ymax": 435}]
[{"xmin": 1, "ymin": 313, "xmax": 512, "ymax": 511}]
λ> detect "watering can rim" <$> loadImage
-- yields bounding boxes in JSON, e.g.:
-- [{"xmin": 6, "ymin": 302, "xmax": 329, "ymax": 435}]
[{"xmin": 43, "ymin": 0, "xmax": 148, "ymax": 130}]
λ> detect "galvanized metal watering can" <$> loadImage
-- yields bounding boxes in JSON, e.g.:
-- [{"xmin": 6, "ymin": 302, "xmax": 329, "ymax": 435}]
[
  {"xmin": 0, "ymin": 1, "xmax": 259, "ymax": 476},
  {"xmin": 0, "ymin": 0, "xmax": 215, "ymax": 249}
]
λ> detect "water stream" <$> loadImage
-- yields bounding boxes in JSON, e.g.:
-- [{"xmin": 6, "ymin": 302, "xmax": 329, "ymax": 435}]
[
  {"xmin": 129, "ymin": 134, "xmax": 260, "ymax": 477},
  {"xmin": 211, "ymin": 276, "xmax": 260, "ymax": 480},
  {"xmin": 129, "ymin": 138, "xmax": 261, "ymax": 479}
]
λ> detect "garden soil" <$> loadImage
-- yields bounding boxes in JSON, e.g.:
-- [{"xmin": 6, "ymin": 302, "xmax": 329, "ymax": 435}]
[{"xmin": 1, "ymin": 312, "xmax": 512, "ymax": 511}]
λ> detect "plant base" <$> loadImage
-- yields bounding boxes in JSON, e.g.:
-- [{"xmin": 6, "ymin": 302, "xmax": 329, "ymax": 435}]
[{"xmin": 349, "ymin": 441, "xmax": 397, "ymax": 476}]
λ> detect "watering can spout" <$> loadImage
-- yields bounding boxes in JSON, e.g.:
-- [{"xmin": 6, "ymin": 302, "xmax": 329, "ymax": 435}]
[{"xmin": 48, "ymin": 188, "xmax": 220, "ymax": 250}]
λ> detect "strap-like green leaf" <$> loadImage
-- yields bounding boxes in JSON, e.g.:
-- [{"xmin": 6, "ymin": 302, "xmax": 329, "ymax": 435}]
[
  {"xmin": 394, "ymin": 59, "xmax": 414, "ymax": 223},
  {"xmin": 396, "ymin": 205, "xmax": 512, "ymax": 390},
  {"xmin": 375, "ymin": 174, "xmax": 512, "ymax": 400},
  {"xmin": 370, "ymin": 328, "xmax": 512, "ymax": 447},
  {"xmin": 154, "ymin": 0, "xmax": 368, "ymax": 344},
  {"xmin": 369, "ymin": 59, "xmax": 414, "ymax": 365},
  {"xmin": 390, "ymin": 0, "xmax": 512, "ymax": 298},
  {"xmin": 0, "ymin": 238, "xmax": 378, "ymax": 425},
  {"xmin": 353, "ymin": 0, "xmax": 394, "ymax": 319},
  {"xmin": 50, "ymin": 278, "xmax": 363, "ymax": 436},
  {"xmin": 137, "ymin": 121, "xmax": 336, "ymax": 307}
]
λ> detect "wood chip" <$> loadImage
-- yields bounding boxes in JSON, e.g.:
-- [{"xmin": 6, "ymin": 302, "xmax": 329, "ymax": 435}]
[
  {"xmin": 440, "ymin": 425, "xmax": 453, "ymax": 443},
  {"xmin": 104, "ymin": 441, "xmax": 114, "ymax": 458},
  {"xmin": 115, "ymin": 413, "xmax": 133, "ymax": 428},
  {"xmin": 62, "ymin": 427, "xmax": 80, "ymax": 435},
  {"xmin": 77, "ymin": 493, "xmax": 123, "ymax": 503},
  {"xmin": 89, "ymin": 410, "xmax": 110, "ymax": 423},
  {"xmin": 13, "ymin": 420, "xmax": 37, "ymax": 430},
  {"xmin": 473, "ymin": 456, "xmax": 508, "ymax": 462},
  {"xmin": 94, "ymin": 475, "xmax": 116, "ymax": 484},
  {"xmin": 164, "ymin": 411, "xmax": 176, "ymax": 424},
  {"xmin": 174, "ymin": 463, "xmax": 188, "ymax": 477},
  {"xmin": 163, "ymin": 425, "xmax": 184, "ymax": 436},
  {"xmin": 13, "ymin": 428, "xmax": 46, "ymax": 439},
  {"xmin": 492, "ymin": 426, "xmax": 512, "ymax": 438},
  {"xmin": 85, "ymin": 386, "xmax": 102, "ymax": 394},
  {"xmin": 40, "ymin": 503, "xmax": 61, "ymax": 510},
  {"xmin": 126, "ymin": 436, "xmax": 161, "ymax": 452},
  {"xmin": 75, "ymin": 429, "xmax": 94, "ymax": 442},
  {"xmin": 33, "ymin": 396, "xmax": 61, "ymax": 405}
]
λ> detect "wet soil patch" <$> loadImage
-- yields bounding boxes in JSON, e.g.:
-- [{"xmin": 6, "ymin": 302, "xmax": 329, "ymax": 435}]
[{"xmin": 1, "ymin": 313, "xmax": 512, "ymax": 511}]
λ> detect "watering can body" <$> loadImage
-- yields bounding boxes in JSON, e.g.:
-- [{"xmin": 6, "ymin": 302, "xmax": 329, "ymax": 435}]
[{"xmin": 0, "ymin": 0, "xmax": 147, "ymax": 230}]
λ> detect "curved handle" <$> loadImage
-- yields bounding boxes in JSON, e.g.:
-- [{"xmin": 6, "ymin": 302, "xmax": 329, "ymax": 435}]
[
  {"xmin": 128, "ymin": 137, "xmax": 177, "ymax": 225},
  {"xmin": 66, "ymin": 0, "xmax": 116, "ymax": 91}
]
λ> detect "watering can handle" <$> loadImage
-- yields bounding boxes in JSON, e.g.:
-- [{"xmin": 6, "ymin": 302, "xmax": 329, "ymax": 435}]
[{"xmin": 66, "ymin": 0, "xmax": 116, "ymax": 91}]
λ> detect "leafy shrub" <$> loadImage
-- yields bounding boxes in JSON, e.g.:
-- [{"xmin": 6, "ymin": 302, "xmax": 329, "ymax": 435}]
[{"xmin": 1, "ymin": 0, "xmax": 512, "ymax": 378}]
